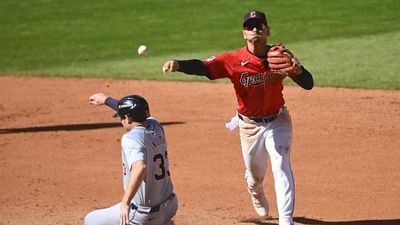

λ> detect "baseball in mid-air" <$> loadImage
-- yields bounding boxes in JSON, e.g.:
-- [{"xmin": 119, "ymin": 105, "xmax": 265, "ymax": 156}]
[{"xmin": 137, "ymin": 45, "xmax": 149, "ymax": 56}]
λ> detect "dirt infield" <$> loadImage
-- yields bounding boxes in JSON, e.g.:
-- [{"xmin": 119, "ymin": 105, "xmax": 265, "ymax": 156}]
[{"xmin": 0, "ymin": 76, "xmax": 399, "ymax": 225}]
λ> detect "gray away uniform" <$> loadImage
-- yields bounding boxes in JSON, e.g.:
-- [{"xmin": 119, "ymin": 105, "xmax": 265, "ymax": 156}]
[{"xmin": 84, "ymin": 118, "xmax": 177, "ymax": 225}]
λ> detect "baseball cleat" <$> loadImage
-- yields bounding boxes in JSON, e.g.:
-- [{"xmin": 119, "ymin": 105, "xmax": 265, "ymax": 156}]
[{"xmin": 251, "ymin": 194, "xmax": 269, "ymax": 217}]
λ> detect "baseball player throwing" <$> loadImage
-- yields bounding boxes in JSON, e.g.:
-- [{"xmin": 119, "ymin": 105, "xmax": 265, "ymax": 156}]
[
  {"xmin": 85, "ymin": 93, "xmax": 177, "ymax": 225},
  {"xmin": 162, "ymin": 10, "xmax": 313, "ymax": 225}
]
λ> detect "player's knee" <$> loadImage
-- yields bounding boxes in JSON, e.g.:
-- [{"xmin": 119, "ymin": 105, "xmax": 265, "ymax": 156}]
[
  {"xmin": 245, "ymin": 174, "xmax": 263, "ymax": 189},
  {"xmin": 275, "ymin": 144, "xmax": 291, "ymax": 155},
  {"xmin": 83, "ymin": 215, "xmax": 90, "ymax": 225},
  {"xmin": 83, "ymin": 212, "xmax": 95, "ymax": 225}
]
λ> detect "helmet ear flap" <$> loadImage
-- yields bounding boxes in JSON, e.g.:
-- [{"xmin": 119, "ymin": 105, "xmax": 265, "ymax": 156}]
[{"xmin": 130, "ymin": 103, "xmax": 147, "ymax": 122}]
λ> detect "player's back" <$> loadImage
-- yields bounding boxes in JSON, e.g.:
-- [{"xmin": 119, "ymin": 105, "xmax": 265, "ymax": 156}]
[{"xmin": 121, "ymin": 117, "xmax": 174, "ymax": 207}]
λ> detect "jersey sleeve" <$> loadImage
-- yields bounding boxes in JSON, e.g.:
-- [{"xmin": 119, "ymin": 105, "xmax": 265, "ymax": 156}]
[
  {"xmin": 104, "ymin": 97, "xmax": 119, "ymax": 111},
  {"xmin": 203, "ymin": 53, "xmax": 233, "ymax": 80},
  {"xmin": 122, "ymin": 134, "xmax": 146, "ymax": 167}
]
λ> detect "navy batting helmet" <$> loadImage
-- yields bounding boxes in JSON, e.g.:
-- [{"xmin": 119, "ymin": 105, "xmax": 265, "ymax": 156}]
[{"xmin": 112, "ymin": 95, "xmax": 150, "ymax": 122}]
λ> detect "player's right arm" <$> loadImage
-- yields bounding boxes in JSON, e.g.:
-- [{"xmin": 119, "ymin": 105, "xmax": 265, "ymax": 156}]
[
  {"xmin": 162, "ymin": 53, "xmax": 232, "ymax": 80},
  {"xmin": 120, "ymin": 160, "xmax": 146, "ymax": 225},
  {"xmin": 119, "ymin": 134, "xmax": 147, "ymax": 225},
  {"xmin": 162, "ymin": 60, "xmax": 211, "ymax": 79}
]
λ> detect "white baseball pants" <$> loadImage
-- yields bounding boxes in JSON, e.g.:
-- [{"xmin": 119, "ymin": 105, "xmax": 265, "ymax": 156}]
[{"xmin": 239, "ymin": 107, "xmax": 294, "ymax": 225}]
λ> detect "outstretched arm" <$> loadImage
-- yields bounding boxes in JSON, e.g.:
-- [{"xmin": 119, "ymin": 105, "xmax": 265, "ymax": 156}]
[
  {"xmin": 162, "ymin": 59, "xmax": 211, "ymax": 79},
  {"xmin": 89, "ymin": 93, "xmax": 119, "ymax": 111}
]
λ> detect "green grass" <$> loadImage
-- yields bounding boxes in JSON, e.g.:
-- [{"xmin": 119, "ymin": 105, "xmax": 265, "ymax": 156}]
[
  {"xmin": 1, "ymin": 0, "xmax": 399, "ymax": 89},
  {"xmin": 284, "ymin": 31, "xmax": 400, "ymax": 89}
]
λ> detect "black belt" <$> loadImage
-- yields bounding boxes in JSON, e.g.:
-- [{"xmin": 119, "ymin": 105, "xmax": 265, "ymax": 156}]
[
  {"xmin": 238, "ymin": 113, "xmax": 278, "ymax": 123},
  {"xmin": 130, "ymin": 193, "xmax": 175, "ymax": 213}
]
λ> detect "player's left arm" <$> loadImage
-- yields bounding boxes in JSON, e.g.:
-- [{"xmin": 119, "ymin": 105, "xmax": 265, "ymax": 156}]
[
  {"xmin": 120, "ymin": 160, "xmax": 147, "ymax": 225},
  {"xmin": 89, "ymin": 92, "xmax": 119, "ymax": 111},
  {"xmin": 104, "ymin": 97, "xmax": 118, "ymax": 111},
  {"xmin": 291, "ymin": 66, "xmax": 314, "ymax": 90},
  {"xmin": 267, "ymin": 44, "xmax": 314, "ymax": 90}
]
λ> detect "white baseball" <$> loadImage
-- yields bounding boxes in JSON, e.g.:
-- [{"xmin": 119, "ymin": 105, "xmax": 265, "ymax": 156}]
[{"xmin": 137, "ymin": 45, "xmax": 149, "ymax": 56}]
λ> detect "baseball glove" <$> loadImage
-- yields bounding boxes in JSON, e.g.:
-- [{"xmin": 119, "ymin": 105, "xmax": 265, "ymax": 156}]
[{"xmin": 267, "ymin": 44, "xmax": 301, "ymax": 78}]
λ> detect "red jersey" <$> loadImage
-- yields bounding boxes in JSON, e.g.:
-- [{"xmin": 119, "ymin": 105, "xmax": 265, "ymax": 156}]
[{"xmin": 203, "ymin": 46, "xmax": 288, "ymax": 117}]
